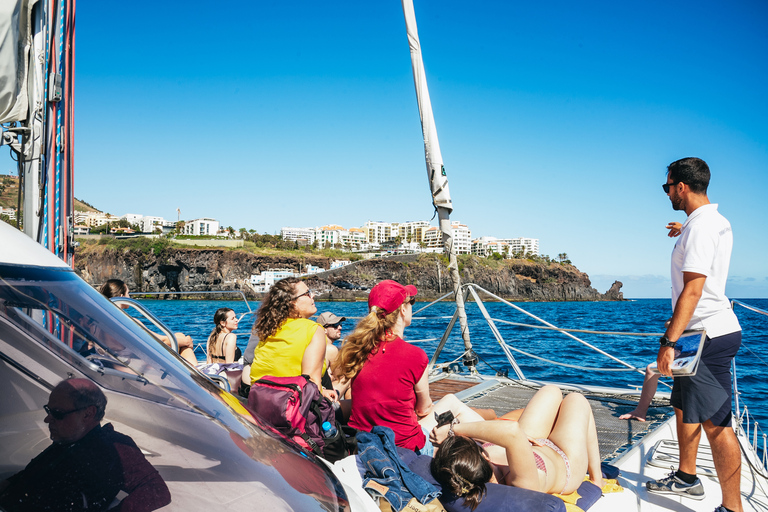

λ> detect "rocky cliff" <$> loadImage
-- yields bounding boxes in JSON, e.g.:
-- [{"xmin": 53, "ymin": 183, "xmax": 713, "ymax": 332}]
[{"xmin": 74, "ymin": 244, "xmax": 623, "ymax": 301}]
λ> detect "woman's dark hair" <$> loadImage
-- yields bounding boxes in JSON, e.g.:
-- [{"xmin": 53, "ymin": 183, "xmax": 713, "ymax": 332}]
[
  {"xmin": 430, "ymin": 435, "xmax": 493, "ymax": 511},
  {"xmin": 253, "ymin": 277, "xmax": 302, "ymax": 340},
  {"xmin": 667, "ymin": 157, "xmax": 710, "ymax": 194},
  {"xmin": 208, "ymin": 308, "xmax": 234, "ymax": 357},
  {"xmin": 99, "ymin": 279, "xmax": 129, "ymax": 299}
]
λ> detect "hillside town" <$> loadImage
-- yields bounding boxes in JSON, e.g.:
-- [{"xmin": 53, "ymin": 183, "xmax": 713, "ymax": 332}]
[{"xmin": 71, "ymin": 209, "xmax": 540, "ymax": 259}]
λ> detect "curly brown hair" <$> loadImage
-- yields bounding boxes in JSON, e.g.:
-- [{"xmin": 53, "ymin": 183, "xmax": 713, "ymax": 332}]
[
  {"xmin": 430, "ymin": 435, "xmax": 492, "ymax": 510},
  {"xmin": 253, "ymin": 277, "xmax": 302, "ymax": 340},
  {"xmin": 336, "ymin": 300, "xmax": 407, "ymax": 381}
]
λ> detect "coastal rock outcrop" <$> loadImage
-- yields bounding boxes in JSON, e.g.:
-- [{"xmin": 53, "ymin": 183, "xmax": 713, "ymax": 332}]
[{"xmin": 75, "ymin": 244, "xmax": 622, "ymax": 302}]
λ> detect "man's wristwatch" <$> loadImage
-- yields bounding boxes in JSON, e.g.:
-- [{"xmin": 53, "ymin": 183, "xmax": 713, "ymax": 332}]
[{"xmin": 659, "ymin": 335, "xmax": 677, "ymax": 348}]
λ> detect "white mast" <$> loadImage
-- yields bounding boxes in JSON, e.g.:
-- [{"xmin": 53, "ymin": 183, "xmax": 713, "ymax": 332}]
[{"xmin": 401, "ymin": 0, "xmax": 475, "ymax": 369}]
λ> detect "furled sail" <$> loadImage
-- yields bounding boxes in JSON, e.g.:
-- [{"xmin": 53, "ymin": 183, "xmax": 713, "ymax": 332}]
[
  {"xmin": 401, "ymin": 0, "xmax": 475, "ymax": 366},
  {"xmin": 1, "ymin": 0, "xmax": 75, "ymax": 266}
]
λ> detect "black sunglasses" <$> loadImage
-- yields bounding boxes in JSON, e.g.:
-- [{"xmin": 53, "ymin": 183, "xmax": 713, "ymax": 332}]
[
  {"xmin": 408, "ymin": 297, "xmax": 416, "ymax": 305},
  {"xmin": 293, "ymin": 289, "xmax": 313, "ymax": 300},
  {"xmin": 44, "ymin": 404, "xmax": 88, "ymax": 420},
  {"xmin": 325, "ymin": 322, "xmax": 343, "ymax": 329},
  {"xmin": 662, "ymin": 181, "xmax": 680, "ymax": 193}
]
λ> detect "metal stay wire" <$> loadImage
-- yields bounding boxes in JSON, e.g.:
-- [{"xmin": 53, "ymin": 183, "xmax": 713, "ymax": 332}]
[
  {"xmin": 466, "ymin": 285, "xmax": 526, "ymax": 380},
  {"xmin": 468, "ymin": 284, "xmax": 646, "ymax": 377}
]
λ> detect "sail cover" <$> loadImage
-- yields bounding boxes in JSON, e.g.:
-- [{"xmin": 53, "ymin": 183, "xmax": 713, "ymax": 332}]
[
  {"xmin": 0, "ymin": 0, "xmax": 34, "ymax": 123},
  {"xmin": 402, "ymin": 0, "xmax": 453, "ymax": 213}
]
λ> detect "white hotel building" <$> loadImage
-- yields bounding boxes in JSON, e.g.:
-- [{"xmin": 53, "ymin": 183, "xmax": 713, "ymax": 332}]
[{"xmin": 471, "ymin": 236, "xmax": 539, "ymax": 257}]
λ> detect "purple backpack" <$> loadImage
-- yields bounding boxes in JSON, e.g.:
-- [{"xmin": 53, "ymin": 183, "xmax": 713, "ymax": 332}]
[{"xmin": 246, "ymin": 375, "xmax": 335, "ymax": 455}]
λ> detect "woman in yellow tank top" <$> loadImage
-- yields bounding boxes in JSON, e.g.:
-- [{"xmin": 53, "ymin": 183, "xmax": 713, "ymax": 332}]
[{"xmin": 249, "ymin": 277, "xmax": 337, "ymax": 401}]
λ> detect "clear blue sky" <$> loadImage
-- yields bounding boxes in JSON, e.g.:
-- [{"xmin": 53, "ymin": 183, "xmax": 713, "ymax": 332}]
[{"xmin": 4, "ymin": 0, "xmax": 767, "ymax": 298}]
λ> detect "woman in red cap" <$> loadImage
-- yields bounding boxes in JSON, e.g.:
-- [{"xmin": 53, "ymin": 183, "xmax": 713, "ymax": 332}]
[{"xmin": 335, "ymin": 280, "xmax": 435, "ymax": 454}]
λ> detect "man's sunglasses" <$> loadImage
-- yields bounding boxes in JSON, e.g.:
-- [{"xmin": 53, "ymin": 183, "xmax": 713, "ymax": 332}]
[
  {"xmin": 662, "ymin": 181, "xmax": 680, "ymax": 193},
  {"xmin": 44, "ymin": 404, "xmax": 88, "ymax": 420},
  {"xmin": 325, "ymin": 322, "xmax": 343, "ymax": 329}
]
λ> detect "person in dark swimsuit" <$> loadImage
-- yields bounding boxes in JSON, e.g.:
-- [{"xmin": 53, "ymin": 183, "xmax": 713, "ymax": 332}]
[{"xmin": 207, "ymin": 308, "xmax": 241, "ymax": 363}]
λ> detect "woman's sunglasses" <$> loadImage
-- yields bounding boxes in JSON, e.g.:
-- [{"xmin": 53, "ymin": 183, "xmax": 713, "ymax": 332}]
[{"xmin": 294, "ymin": 289, "xmax": 314, "ymax": 300}]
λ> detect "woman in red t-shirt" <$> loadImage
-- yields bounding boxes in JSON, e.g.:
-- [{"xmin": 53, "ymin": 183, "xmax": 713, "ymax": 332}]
[{"xmin": 335, "ymin": 280, "xmax": 435, "ymax": 454}]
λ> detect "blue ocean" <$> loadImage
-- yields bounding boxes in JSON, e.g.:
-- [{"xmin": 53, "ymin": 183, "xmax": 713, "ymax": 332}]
[{"xmin": 138, "ymin": 297, "xmax": 768, "ymax": 433}]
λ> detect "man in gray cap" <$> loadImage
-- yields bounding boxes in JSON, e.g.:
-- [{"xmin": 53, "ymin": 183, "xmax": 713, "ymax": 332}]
[{"xmin": 316, "ymin": 312, "xmax": 346, "ymax": 392}]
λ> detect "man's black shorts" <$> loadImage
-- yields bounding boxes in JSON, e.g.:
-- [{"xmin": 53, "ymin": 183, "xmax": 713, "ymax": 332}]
[{"xmin": 671, "ymin": 330, "xmax": 742, "ymax": 427}]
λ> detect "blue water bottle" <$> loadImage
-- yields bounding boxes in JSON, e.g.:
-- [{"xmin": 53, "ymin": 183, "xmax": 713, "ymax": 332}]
[{"xmin": 322, "ymin": 421, "xmax": 338, "ymax": 438}]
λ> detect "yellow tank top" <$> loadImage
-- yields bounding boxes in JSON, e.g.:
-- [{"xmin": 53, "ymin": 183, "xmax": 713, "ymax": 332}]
[{"xmin": 250, "ymin": 318, "xmax": 325, "ymax": 383}]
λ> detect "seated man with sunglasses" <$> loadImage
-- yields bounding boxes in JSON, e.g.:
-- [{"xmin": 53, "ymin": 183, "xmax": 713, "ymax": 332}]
[
  {"xmin": 0, "ymin": 378, "xmax": 170, "ymax": 512},
  {"xmin": 316, "ymin": 311, "xmax": 346, "ymax": 390}
]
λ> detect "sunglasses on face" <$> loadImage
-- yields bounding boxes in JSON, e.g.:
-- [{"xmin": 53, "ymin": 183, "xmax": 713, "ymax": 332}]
[
  {"xmin": 662, "ymin": 181, "xmax": 680, "ymax": 193},
  {"xmin": 325, "ymin": 322, "xmax": 343, "ymax": 329},
  {"xmin": 294, "ymin": 289, "xmax": 313, "ymax": 300},
  {"xmin": 44, "ymin": 404, "xmax": 88, "ymax": 420},
  {"xmin": 408, "ymin": 297, "xmax": 416, "ymax": 306}
]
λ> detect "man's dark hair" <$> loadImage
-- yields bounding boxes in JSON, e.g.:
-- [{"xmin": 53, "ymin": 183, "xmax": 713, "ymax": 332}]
[{"xmin": 667, "ymin": 157, "xmax": 710, "ymax": 194}]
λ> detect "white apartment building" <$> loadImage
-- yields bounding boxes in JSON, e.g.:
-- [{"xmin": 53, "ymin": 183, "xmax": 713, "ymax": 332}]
[
  {"xmin": 250, "ymin": 269, "xmax": 297, "ymax": 293},
  {"xmin": 398, "ymin": 220, "xmax": 431, "ymax": 244},
  {"xmin": 363, "ymin": 221, "xmax": 396, "ymax": 244},
  {"xmin": 422, "ymin": 221, "xmax": 471, "ymax": 254},
  {"xmin": 184, "ymin": 218, "xmax": 219, "ymax": 236},
  {"xmin": 281, "ymin": 227, "xmax": 316, "ymax": 244},
  {"xmin": 330, "ymin": 260, "xmax": 351, "ymax": 270},
  {"xmin": 79, "ymin": 212, "xmax": 117, "ymax": 228},
  {"xmin": 471, "ymin": 236, "xmax": 540, "ymax": 257},
  {"xmin": 0, "ymin": 206, "xmax": 16, "ymax": 220},
  {"xmin": 140, "ymin": 216, "xmax": 175, "ymax": 233},
  {"xmin": 317, "ymin": 225, "xmax": 345, "ymax": 247}
]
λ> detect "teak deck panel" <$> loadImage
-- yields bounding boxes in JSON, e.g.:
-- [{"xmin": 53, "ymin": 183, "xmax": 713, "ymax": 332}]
[{"xmin": 429, "ymin": 378, "xmax": 478, "ymax": 401}]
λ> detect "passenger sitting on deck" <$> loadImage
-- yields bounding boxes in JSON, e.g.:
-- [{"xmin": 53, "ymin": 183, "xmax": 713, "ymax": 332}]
[
  {"xmin": 0, "ymin": 378, "xmax": 170, "ymax": 512},
  {"xmin": 618, "ymin": 364, "xmax": 660, "ymax": 422},
  {"xmin": 207, "ymin": 307, "xmax": 242, "ymax": 363},
  {"xmin": 99, "ymin": 279, "xmax": 197, "ymax": 364},
  {"xmin": 249, "ymin": 277, "xmax": 337, "ymax": 402},
  {"xmin": 333, "ymin": 280, "xmax": 436, "ymax": 454},
  {"xmin": 428, "ymin": 385, "xmax": 603, "ymax": 508}
]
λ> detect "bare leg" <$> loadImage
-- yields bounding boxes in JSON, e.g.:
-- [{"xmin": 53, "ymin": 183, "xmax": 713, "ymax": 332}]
[
  {"xmin": 419, "ymin": 393, "xmax": 486, "ymax": 431},
  {"xmin": 620, "ymin": 365, "xmax": 660, "ymax": 421},
  {"xmin": 675, "ymin": 407, "xmax": 702, "ymax": 476},
  {"xmin": 703, "ymin": 420, "xmax": 743, "ymax": 512},
  {"xmin": 174, "ymin": 333, "xmax": 194, "ymax": 350},
  {"xmin": 517, "ymin": 385, "xmax": 563, "ymax": 440},
  {"xmin": 472, "ymin": 408, "xmax": 498, "ymax": 420},
  {"xmin": 498, "ymin": 408, "xmax": 523, "ymax": 421},
  {"xmin": 179, "ymin": 346, "xmax": 198, "ymax": 365},
  {"xmin": 548, "ymin": 392, "xmax": 603, "ymax": 492}
]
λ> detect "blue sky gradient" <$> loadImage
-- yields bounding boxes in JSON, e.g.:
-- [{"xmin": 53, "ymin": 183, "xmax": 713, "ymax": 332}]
[{"xmin": 3, "ymin": 0, "xmax": 766, "ymax": 298}]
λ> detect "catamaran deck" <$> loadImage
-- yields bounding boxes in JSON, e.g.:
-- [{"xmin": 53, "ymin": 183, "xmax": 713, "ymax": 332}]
[{"xmin": 430, "ymin": 375, "xmax": 768, "ymax": 512}]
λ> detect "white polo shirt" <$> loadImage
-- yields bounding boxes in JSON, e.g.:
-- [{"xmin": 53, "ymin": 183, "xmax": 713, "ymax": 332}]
[{"xmin": 671, "ymin": 203, "xmax": 741, "ymax": 338}]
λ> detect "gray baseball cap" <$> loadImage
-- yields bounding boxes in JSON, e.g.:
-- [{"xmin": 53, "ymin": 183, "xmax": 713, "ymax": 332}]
[{"xmin": 316, "ymin": 312, "xmax": 346, "ymax": 326}]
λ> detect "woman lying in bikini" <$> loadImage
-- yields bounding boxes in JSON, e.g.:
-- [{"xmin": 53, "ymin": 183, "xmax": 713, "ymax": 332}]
[{"xmin": 423, "ymin": 386, "xmax": 603, "ymax": 510}]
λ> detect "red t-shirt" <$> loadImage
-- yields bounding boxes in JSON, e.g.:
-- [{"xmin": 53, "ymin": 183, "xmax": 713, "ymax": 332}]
[{"xmin": 348, "ymin": 337, "xmax": 429, "ymax": 451}]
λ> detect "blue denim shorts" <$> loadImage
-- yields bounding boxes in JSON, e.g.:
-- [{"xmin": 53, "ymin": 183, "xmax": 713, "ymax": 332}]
[{"xmin": 416, "ymin": 426, "xmax": 435, "ymax": 456}]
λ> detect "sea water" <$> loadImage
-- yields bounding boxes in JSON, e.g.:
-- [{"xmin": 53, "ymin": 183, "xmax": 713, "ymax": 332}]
[{"xmin": 138, "ymin": 297, "xmax": 768, "ymax": 433}]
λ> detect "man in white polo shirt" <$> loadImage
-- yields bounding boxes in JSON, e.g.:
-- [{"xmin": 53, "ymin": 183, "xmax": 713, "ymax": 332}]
[{"xmin": 646, "ymin": 157, "xmax": 742, "ymax": 512}]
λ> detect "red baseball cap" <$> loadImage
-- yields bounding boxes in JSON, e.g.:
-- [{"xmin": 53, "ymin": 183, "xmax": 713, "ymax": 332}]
[{"xmin": 368, "ymin": 280, "xmax": 418, "ymax": 315}]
